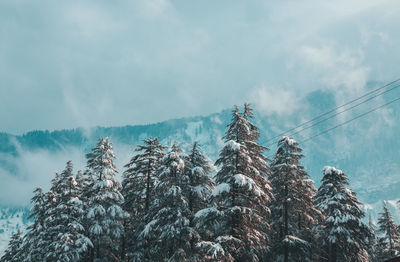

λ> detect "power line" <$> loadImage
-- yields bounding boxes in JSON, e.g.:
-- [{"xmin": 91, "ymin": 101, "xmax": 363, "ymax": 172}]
[
  {"xmin": 264, "ymin": 83, "xmax": 400, "ymax": 148},
  {"xmin": 264, "ymin": 95, "xmax": 400, "ymax": 158},
  {"xmin": 299, "ymin": 96, "xmax": 400, "ymax": 144},
  {"xmin": 263, "ymin": 78, "xmax": 400, "ymax": 144}
]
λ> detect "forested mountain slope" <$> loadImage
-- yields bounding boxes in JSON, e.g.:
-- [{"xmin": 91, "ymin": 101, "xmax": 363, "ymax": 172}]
[{"xmin": 1, "ymin": 85, "xmax": 399, "ymax": 254}]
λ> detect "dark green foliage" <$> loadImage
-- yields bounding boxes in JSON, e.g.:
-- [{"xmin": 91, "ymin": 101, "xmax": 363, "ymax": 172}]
[
  {"xmin": 0, "ymin": 229, "xmax": 23, "ymax": 262},
  {"xmin": 377, "ymin": 203, "xmax": 400, "ymax": 261},
  {"xmin": 85, "ymin": 138, "xmax": 125, "ymax": 262},
  {"xmin": 142, "ymin": 143, "xmax": 199, "ymax": 261},
  {"xmin": 121, "ymin": 137, "xmax": 166, "ymax": 261},
  {"xmin": 270, "ymin": 136, "xmax": 320, "ymax": 262},
  {"xmin": 196, "ymin": 104, "xmax": 273, "ymax": 261},
  {"xmin": 314, "ymin": 166, "xmax": 370, "ymax": 262}
]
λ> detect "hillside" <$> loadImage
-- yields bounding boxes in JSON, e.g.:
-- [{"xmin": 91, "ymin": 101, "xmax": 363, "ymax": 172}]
[{"xmin": 1, "ymin": 85, "xmax": 400, "ymax": 254}]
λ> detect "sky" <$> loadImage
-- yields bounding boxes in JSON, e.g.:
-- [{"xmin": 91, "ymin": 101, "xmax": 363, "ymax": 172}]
[{"xmin": 1, "ymin": 0, "xmax": 400, "ymax": 134}]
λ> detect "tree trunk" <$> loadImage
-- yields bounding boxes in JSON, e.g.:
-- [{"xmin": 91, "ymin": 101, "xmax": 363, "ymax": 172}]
[{"xmin": 145, "ymin": 159, "xmax": 152, "ymax": 211}]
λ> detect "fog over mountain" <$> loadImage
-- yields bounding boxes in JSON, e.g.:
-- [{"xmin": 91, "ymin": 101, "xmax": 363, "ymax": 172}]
[
  {"xmin": 1, "ymin": 83, "xmax": 400, "ymax": 255},
  {"xmin": 1, "ymin": 83, "xmax": 399, "ymax": 206}
]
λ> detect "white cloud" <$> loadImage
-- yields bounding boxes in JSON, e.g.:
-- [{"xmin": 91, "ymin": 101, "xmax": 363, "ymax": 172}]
[
  {"xmin": 138, "ymin": 0, "xmax": 174, "ymax": 18},
  {"xmin": 249, "ymin": 86, "xmax": 299, "ymax": 116},
  {"xmin": 297, "ymin": 45, "xmax": 370, "ymax": 100},
  {"xmin": 0, "ymin": 0, "xmax": 400, "ymax": 134},
  {"xmin": 0, "ymin": 146, "xmax": 86, "ymax": 206}
]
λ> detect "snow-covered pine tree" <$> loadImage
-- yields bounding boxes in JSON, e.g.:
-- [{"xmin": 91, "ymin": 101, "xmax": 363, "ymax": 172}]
[
  {"xmin": 85, "ymin": 137, "xmax": 125, "ymax": 262},
  {"xmin": 0, "ymin": 229, "xmax": 23, "ymax": 262},
  {"xmin": 185, "ymin": 142, "xmax": 214, "ymax": 215},
  {"xmin": 367, "ymin": 214, "xmax": 379, "ymax": 262},
  {"xmin": 75, "ymin": 169, "xmax": 96, "ymax": 261},
  {"xmin": 183, "ymin": 142, "xmax": 215, "ymax": 260},
  {"xmin": 269, "ymin": 136, "xmax": 320, "ymax": 262},
  {"xmin": 121, "ymin": 137, "xmax": 166, "ymax": 261},
  {"xmin": 377, "ymin": 202, "xmax": 400, "ymax": 260},
  {"xmin": 16, "ymin": 187, "xmax": 47, "ymax": 261},
  {"xmin": 76, "ymin": 170, "xmax": 92, "ymax": 198},
  {"xmin": 45, "ymin": 161, "xmax": 92, "ymax": 262},
  {"xmin": 39, "ymin": 184, "xmax": 59, "ymax": 260},
  {"xmin": 314, "ymin": 166, "xmax": 369, "ymax": 262},
  {"xmin": 142, "ymin": 142, "xmax": 198, "ymax": 261},
  {"xmin": 196, "ymin": 104, "xmax": 273, "ymax": 261}
]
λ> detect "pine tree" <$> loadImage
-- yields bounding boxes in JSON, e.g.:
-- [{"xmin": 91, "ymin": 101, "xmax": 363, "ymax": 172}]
[
  {"xmin": 0, "ymin": 229, "xmax": 23, "ymax": 262},
  {"xmin": 16, "ymin": 187, "xmax": 47, "ymax": 261},
  {"xmin": 76, "ymin": 169, "xmax": 95, "ymax": 261},
  {"xmin": 184, "ymin": 142, "xmax": 215, "ymax": 260},
  {"xmin": 314, "ymin": 166, "xmax": 369, "ymax": 262},
  {"xmin": 142, "ymin": 142, "xmax": 198, "ymax": 261},
  {"xmin": 367, "ymin": 214, "xmax": 379, "ymax": 262},
  {"xmin": 377, "ymin": 202, "xmax": 400, "ymax": 260},
  {"xmin": 196, "ymin": 104, "xmax": 273, "ymax": 261},
  {"xmin": 121, "ymin": 137, "xmax": 166, "ymax": 261},
  {"xmin": 15, "ymin": 187, "xmax": 57, "ymax": 262},
  {"xmin": 269, "ymin": 136, "xmax": 320, "ymax": 262},
  {"xmin": 86, "ymin": 137, "xmax": 125, "ymax": 262},
  {"xmin": 45, "ymin": 161, "xmax": 93, "ymax": 261},
  {"xmin": 39, "ymin": 171, "xmax": 66, "ymax": 260},
  {"xmin": 185, "ymin": 142, "xmax": 215, "ymax": 215},
  {"xmin": 27, "ymin": 180, "xmax": 59, "ymax": 262}
]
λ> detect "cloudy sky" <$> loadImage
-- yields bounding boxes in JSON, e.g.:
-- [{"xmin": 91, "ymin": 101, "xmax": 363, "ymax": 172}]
[{"xmin": 1, "ymin": 0, "xmax": 399, "ymax": 134}]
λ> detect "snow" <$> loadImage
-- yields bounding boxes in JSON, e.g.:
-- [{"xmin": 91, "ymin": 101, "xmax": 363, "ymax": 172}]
[
  {"xmin": 87, "ymin": 205, "xmax": 106, "ymax": 218},
  {"xmin": 193, "ymin": 185, "xmax": 207, "ymax": 197},
  {"xmin": 195, "ymin": 207, "xmax": 220, "ymax": 218},
  {"xmin": 281, "ymin": 136, "xmax": 297, "ymax": 146},
  {"xmin": 141, "ymin": 219, "xmax": 158, "ymax": 237},
  {"xmin": 233, "ymin": 174, "xmax": 263, "ymax": 196},
  {"xmin": 212, "ymin": 183, "xmax": 230, "ymax": 196},
  {"xmin": 192, "ymin": 166, "xmax": 205, "ymax": 175},
  {"xmin": 167, "ymin": 185, "xmax": 181, "ymax": 197},
  {"xmin": 93, "ymin": 179, "xmax": 114, "ymax": 189},
  {"xmin": 226, "ymin": 140, "xmax": 240, "ymax": 151},
  {"xmin": 0, "ymin": 208, "xmax": 28, "ymax": 255},
  {"xmin": 196, "ymin": 241, "xmax": 225, "ymax": 258},
  {"xmin": 68, "ymin": 197, "xmax": 82, "ymax": 206},
  {"xmin": 323, "ymin": 166, "xmax": 343, "ymax": 176},
  {"xmin": 283, "ymin": 235, "xmax": 308, "ymax": 247}
]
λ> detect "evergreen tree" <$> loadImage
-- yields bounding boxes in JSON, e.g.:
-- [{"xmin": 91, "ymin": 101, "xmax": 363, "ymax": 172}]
[
  {"xmin": 17, "ymin": 187, "xmax": 47, "ymax": 261},
  {"xmin": 0, "ymin": 229, "xmax": 23, "ymax": 262},
  {"xmin": 27, "ymin": 180, "xmax": 59, "ymax": 262},
  {"xmin": 196, "ymin": 104, "xmax": 273, "ymax": 261},
  {"xmin": 183, "ymin": 142, "xmax": 215, "ymax": 260},
  {"xmin": 269, "ymin": 136, "xmax": 320, "ymax": 262},
  {"xmin": 377, "ymin": 202, "xmax": 400, "ymax": 260},
  {"xmin": 314, "ymin": 166, "xmax": 369, "ymax": 262},
  {"xmin": 45, "ymin": 161, "xmax": 92, "ymax": 261},
  {"xmin": 121, "ymin": 137, "xmax": 166, "ymax": 261},
  {"xmin": 142, "ymin": 143, "xmax": 198, "ymax": 261},
  {"xmin": 76, "ymin": 169, "xmax": 96, "ymax": 261},
  {"xmin": 367, "ymin": 214, "xmax": 379, "ymax": 262},
  {"xmin": 85, "ymin": 137, "xmax": 125, "ymax": 262},
  {"xmin": 39, "ymin": 172, "xmax": 65, "ymax": 260},
  {"xmin": 185, "ymin": 142, "xmax": 215, "ymax": 215}
]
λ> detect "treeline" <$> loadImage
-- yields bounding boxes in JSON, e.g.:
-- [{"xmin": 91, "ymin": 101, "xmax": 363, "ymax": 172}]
[{"xmin": 1, "ymin": 104, "xmax": 400, "ymax": 262}]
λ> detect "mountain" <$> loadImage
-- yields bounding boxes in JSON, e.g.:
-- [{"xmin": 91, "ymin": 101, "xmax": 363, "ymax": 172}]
[
  {"xmin": 0, "ymin": 208, "xmax": 29, "ymax": 255},
  {"xmin": 0, "ymin": 84, "xmax": 399, "ymax": 254}
]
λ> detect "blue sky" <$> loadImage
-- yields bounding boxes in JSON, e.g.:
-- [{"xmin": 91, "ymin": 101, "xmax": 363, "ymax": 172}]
[{"xmin": 1, "ymin": 0, "xmax": 399, "ymax": 134}]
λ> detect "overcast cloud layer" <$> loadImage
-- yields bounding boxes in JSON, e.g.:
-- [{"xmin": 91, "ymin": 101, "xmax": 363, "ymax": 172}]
[{"xmin": 1, "ymin": 0, "xmax": 400, "ymax": 134}]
